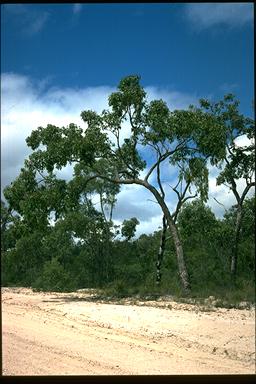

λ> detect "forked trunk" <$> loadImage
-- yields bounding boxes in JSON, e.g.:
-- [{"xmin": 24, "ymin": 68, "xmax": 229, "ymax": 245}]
[
  {"xmin": 143, "ymin": 181, "xmax": 190, "ymax": 293},
  {"xmin": 166, "ymin": 214, "xmax": 190, "ymax": 293},
  {"xmin": 97, "ymin": 177, "xmax": 191, "ymax": 293}
]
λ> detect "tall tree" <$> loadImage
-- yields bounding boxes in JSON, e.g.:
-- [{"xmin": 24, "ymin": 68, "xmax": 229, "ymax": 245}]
[
  {"xmin": 198, "ymin": 94, "xmax": 255, "ymax": 279},
  {"xmin": 6, "ymin": 76, "xmax": 227, "ymax": 293},
  {"xmin": 121, "ymin": 217, "xmax": 140, "ymax": 241},
  {"xmin": 155, "ymin": 155, "xmax": 208, "ymax": 285},
  {"xmin": 84, "ymin": 174, "xmax": 120, "ymax": 282}
]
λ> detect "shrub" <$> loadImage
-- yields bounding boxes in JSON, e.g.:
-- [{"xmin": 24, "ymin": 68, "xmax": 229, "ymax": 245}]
[
  {"xmin": 103, "ymin": 279, "xmax": 130, "ymax": 298},
  {"xmin": 32, "ymin": 257, "xmax": 75, "ymax": 292}
]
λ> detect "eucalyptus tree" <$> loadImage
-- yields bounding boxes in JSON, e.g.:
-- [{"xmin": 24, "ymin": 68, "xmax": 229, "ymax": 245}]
[
  {"xmin": 6, "ymin": 76, "xmax": 227, "ymax": 293},
  {"xmin": 83, "ymin": 175, "xmax": 120, "ymax": 281},
  {"xmin": 198, "ymin": 95, "xmax": 255, "ymax": 279},
  {"xmin": 155, "ymin": 152, "xmax": 209, "ymax": 284},
  {"xmin": 121, "ymin": 217, "xmax": 140, "ymax": 241},
  {"xmin": 1, "ymin": 200, "xmax": 12, "ymax": 252},
  {"xmin": 4, "ymin": 164, "xmax": 68, "ymax": 233}
]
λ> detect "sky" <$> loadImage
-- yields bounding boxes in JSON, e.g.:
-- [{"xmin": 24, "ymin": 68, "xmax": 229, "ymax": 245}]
[{"xmin": 1, "ymin": 3, "xmax": 254, "ymax": 237}]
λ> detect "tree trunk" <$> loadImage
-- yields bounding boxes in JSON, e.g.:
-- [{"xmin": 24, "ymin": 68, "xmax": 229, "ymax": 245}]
[
  {"xmin": 156, "ymin": 215, "xmax": 167, "ymax": 285},
  {"xmin": 143, "ymin": 181, "xmax": 190, "ymax": 293},
  {"xmin": 231, "ymin": 204, "xmax": 242, "ymax": 278},
  {"xmin": 90, "ymin": 176, "xmax": 191, "ymax": 293},
  {"xmin": 166, "ymin": 214, "xmax": 190, "ymax": 293}
]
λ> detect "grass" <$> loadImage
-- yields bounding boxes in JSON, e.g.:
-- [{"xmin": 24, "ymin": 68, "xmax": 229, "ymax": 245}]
[{"xmin": 96, "ymin": 276, "xmax": 255, "ymax": 310}]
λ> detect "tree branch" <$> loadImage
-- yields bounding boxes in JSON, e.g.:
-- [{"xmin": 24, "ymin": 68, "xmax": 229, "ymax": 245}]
[
  {"xmin": 240, "ymin": 181, "xmax": 255, "ymax": 205},
  {"xmin": 157, "ymin": 160, "xmax": 165, "ymax": 199},
  {"xmin": 213, "ymin": 197, "xmax": 226, "ymax": 209},
  {"xmin": 171, "ymin": 180, "xmax": 197, "ymax": 223},
  {"xmin": 229, "ymin": 177, "xmax": 241, "ymax": 204},
  {"xmin": 144, "ymin": 140, "xmax": 187, "ymax": 182}
]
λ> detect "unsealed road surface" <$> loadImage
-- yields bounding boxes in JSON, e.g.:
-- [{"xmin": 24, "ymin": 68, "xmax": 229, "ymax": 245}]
[{"xmin": 2, "ymin": 288, "xmax": 255, "ymax": 375}]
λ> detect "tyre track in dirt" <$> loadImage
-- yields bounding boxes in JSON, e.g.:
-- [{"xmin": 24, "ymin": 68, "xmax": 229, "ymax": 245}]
[{"xmin": 2, "ymin": 288, "xmax": 255, "ymax": 375}]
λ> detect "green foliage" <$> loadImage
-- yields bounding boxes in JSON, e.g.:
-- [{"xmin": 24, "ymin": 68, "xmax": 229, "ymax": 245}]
[
  {"xmin": 121, "ymin": 217, "xmax": 140, "ymax": 241},
  {"xmin": 199, "ymin": 94, "xmax": 255, "ymax": 205},
  {"xmin": 32, "ymin": 258, "xmax": 75, "ymax": 292},
  {"xmin": 176, "ymin": 197, "xmax": 255, "ymax": 299},
  {"xmin": 108, "ymin": 75, "xmax": 146, "ymax": 121},
  {"xmin": 1, "ymin": 200, "xmax": 16, "ymax": 252},
  {"xmin": 2, "ymin": 231, "xmax": 47, "ymax": 286},
  {"xmin": 103, "ymin": 279, "xmax": 129, "ymax": 298},
  {"xmin": 2, "ymin": 75, "xmax": 254, "ymax": 305},
  {"xmin": 2, "ymin": 196, "xmax": 255, "ymax": 304}
]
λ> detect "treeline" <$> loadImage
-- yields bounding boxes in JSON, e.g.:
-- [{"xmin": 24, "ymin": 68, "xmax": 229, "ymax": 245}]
[
  {"xmin": 1, "ymin": 197, "xmax": 255, "ymax": 303},
  {"xmin": 1, "ymin": 76, "xmax": 255, "ymax": 304}
]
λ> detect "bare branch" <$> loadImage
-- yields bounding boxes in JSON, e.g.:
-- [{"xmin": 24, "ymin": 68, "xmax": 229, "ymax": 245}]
[
  {"xmin": 171, "ymin": 181, "xmax": 195, "ymax": 223},
  {"xmin": 182, "ymin": 193, "xmax": 197, "ymax": 204},
  {"xmin": 229, "ymin": 177, "xmax": 241, "ymax": 204},
  {"xmin": 85, "ymin": 174, "xmax": 139, "ymax": 187},
  {"xmin": 169, "ymin": 180, "xmax": 181, "ymax": 200},
  {"xmin": 144, "ymin": 139, "xmax": 187, "ymax": 182},
  {"xmin": 157, "ymin": 159, "xmax": 165, "ymax": 199},
  {"xmin": 240, "ymin": 181, "xmax": 255, "ymax": 205},
  {"xmin": 146, "ymin": 198, "xmax": 158, "ymax": 205},
  {"xmin": 213, "ymin": 197, "xmax": 226, "ymax": 209}
]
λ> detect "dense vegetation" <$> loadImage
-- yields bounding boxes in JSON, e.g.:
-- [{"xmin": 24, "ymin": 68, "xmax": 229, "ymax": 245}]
[
  {"xmin": 1, "ymin": 197, "xmax": 255, "ymax": 303},
  {"xmin": 1, "ymin": 76, "xmax": 255, "ymax": 306}
]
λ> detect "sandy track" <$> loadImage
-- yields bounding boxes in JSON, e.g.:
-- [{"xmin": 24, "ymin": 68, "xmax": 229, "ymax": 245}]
[{"xmin": 2, "ymin": 288, "xmax": 255, "ymax": 375}]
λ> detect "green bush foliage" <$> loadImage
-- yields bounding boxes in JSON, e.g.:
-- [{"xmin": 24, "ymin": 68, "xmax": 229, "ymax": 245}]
[
  {"xmin": 2, "ymin": 196, "xmax": 255, "ymax": 305},
  {"xmin": 32, "ymin": 258, "xmax": 75, "ymax": 292}
]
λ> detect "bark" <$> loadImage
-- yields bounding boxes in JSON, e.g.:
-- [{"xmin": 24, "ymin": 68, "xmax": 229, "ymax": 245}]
[
  {"xmin": 228, "ymin": 176, "xmax": 255, "ymax": 279},
  {"xmin": 166, "ymin": 214, "xmax": 190, "ymax": 293},
  {"xmin": 99, "ymin": 192, "xmax": 112, "ymax": 283},
  {"xmin": 143, "ymin": 181, "xmax": 190, "ymax": 293},
  {"xmin": 231, "ymin": 204, "xmax": 243, "ymax": 278},
  {"xmin": 156, "ymin": 215, "xmax": 167, "ymax": 285},
  {"xmin": 86, "ymin": 175, "xmax": 191, "ymax": 293}
]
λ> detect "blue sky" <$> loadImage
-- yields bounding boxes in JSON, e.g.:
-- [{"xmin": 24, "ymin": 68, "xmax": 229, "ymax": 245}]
[
  {"xmin": 1, "ymin": 3, "xmax": 254, "ymax": 236},
  {"xmin": 1, "ymin": 3, "xmax": 254, "ymax": 112}
]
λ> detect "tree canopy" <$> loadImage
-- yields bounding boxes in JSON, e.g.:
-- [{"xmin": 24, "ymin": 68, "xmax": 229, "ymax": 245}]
[{"xmin": 3, "ymin": 75, "xmax": 255, "ymax": 296}]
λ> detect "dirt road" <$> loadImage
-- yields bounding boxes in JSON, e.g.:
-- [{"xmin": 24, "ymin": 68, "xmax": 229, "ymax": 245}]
[{"xmin": 2, "ymin": 287, "xmax": 255, "ymax": 375}]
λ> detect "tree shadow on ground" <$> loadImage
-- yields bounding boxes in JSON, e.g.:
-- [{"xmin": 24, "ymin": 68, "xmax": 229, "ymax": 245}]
[{"xmin": 43, "ymin": 292, "xmax": 165, "ymax": 305}]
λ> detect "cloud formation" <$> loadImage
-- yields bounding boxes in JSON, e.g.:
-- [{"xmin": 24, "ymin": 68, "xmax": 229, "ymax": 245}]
[
  {"xmin": 73, "ymin": 4, "xmax": 83, "ymax": 15},
  {"xmin": 185, "ymin": 3, "xmax": 253, "ymax": 30},
  {"xmin": 2, "ymin": 4, "xmax": 50, "ymax": 36},
  {"xmin": 1, "ymin": 72, "xmax": 253, "ymax": 236},
  {"xmin": 1, "ymin": 72, "xmax": 113, "ymax": 192}
]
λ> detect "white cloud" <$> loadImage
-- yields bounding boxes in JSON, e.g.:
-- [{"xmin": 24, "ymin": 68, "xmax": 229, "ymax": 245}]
[
  {"xmin": 2, "ymin": 72, "xmax": 253, "ymax": 237},
  {"xmin": 73, "ymin": 4, "xmax": 83, "ymax": 15},
  {"xmin": 2, "ymin": 4, "xmax": 50, "ymax": 36},
  {"xmin": 145, "ymin": 87, "xmax": 198, "ymax": 110},
  {"xmin": 185, "ymin": 3, "xmax": 253, "ymax": 30},
  {"xmin": 112, "ymin": 184, "xmax": 160, "ymax": 222},
  {"xmin": 234, "ymin": 134, "xmax": 254, "ymax": 148},
  {"xmin": 27, "ymin": 12, "xmax": 49, "ymax": 35},
  {"xmin": 1, "ymin": 72, "xmax": 113, "ymax": 193},
  {"xmin": 207, "ymin": 157, "xmax": 255, "ymax": 219},
  {"xmin": 219, "ymin": 83, "xmax": 238, "ymax": 93}
]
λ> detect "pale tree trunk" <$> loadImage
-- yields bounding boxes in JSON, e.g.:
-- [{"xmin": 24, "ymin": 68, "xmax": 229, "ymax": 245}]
[
  {"xmin": 166, "ymin": 214, "xmax": 190, "ymax": 293},
  {"xmin": 156, "ymin": 215, "xmax": 167, "ymax": 285},
  {"xmin": 144, "ymin": 182, "xmax": 190, "ymax": 293},
  {"xmin": 88, "ymin": 176, "xmax": 191, "ymax": 294},
  {"xmin": 99, "ymin": 193, "xmax": 113, "ymax": 283},
  {"xmin": 231, "ymin": 204, "xmax": 243, "ymax": 278},
  {"xmin": 154, "ymin": 183, "xmax": 193, "ymax": 287},
  {"xmin": 227, "ymin": 176, "xmax": 255, "ymax": 279}
]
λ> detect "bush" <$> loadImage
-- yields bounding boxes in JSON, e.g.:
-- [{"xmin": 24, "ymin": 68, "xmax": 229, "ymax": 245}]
[
  {"xmin": 102, "ymin": 279, "xmax": 130, "ymax": 298},
  {"xmin": 32, "ymin": 257, "xmax": 75, "ymax": 292}
]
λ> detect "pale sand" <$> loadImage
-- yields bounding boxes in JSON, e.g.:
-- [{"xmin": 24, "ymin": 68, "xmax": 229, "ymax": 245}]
[{"xmin": 2, "ymin": 287, "xmax": 255, "ymax": 375}]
